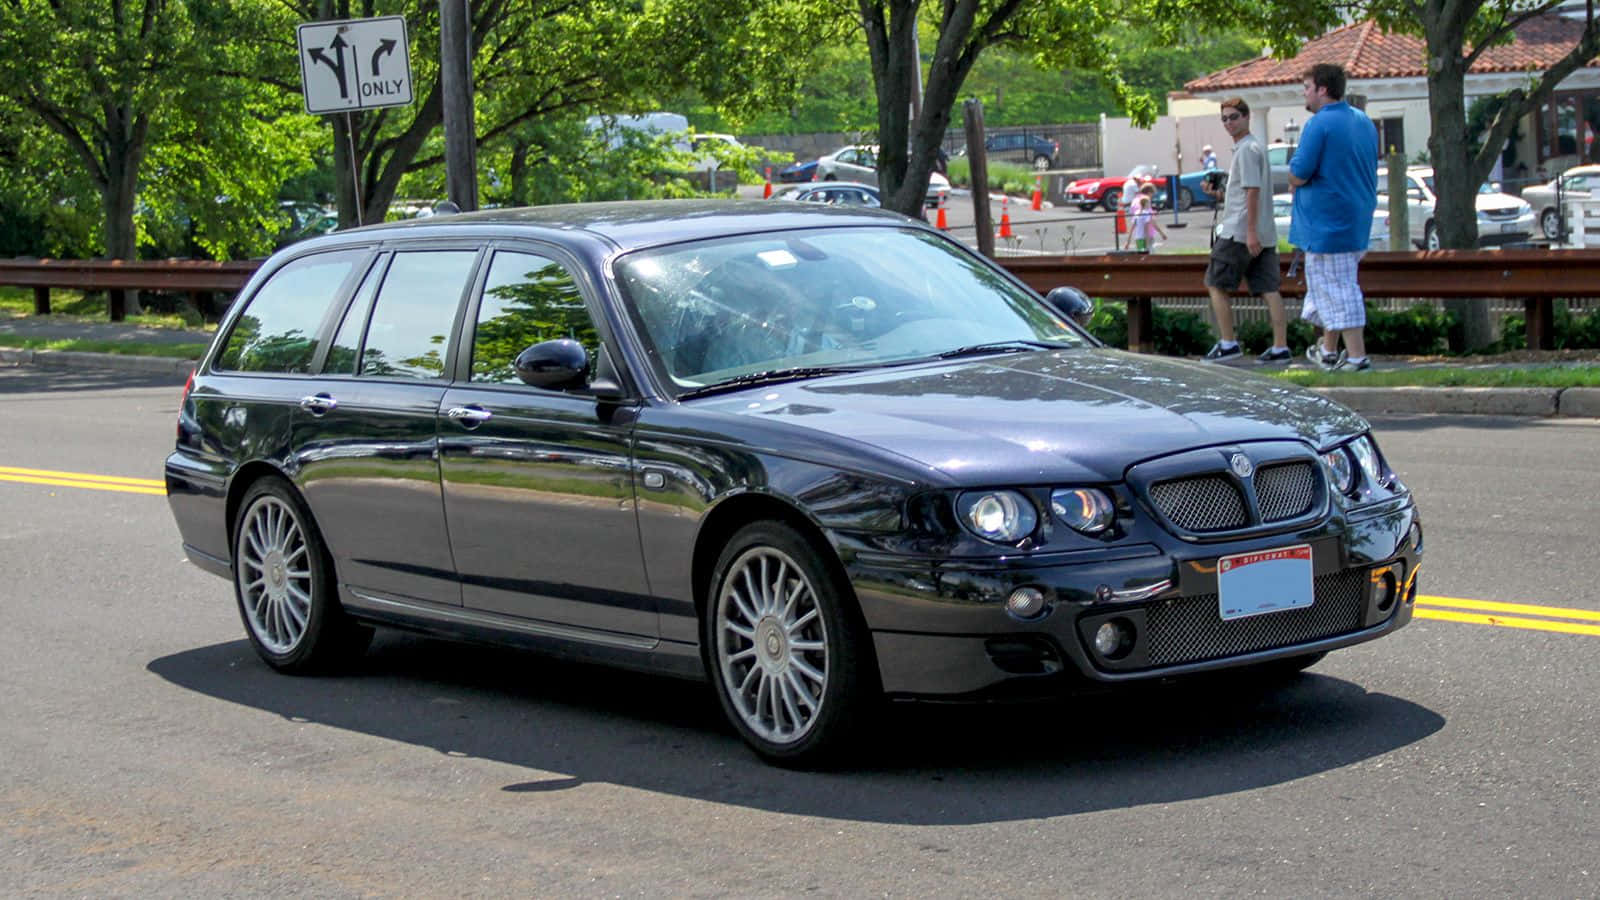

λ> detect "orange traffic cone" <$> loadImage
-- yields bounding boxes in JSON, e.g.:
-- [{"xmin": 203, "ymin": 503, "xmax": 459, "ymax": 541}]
[
  {"xmin": 763, "ymin": 168, "xmax": 773, "ymax": 199},
  {"xmin": 935, "ymin": 196, "xmax": 948, "ymax": 230},
  {"xmin": 1030, "ymin": 176, "xmax": 1043, "ymax": 211},
  {"xmin": 998, "ymin": 195, "xmax": 1013, "ymax": 239}
]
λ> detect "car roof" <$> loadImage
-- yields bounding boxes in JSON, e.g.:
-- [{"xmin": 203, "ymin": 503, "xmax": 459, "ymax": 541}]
[
  {"xmin": 1562, "ymin": 164, "xmax": 1600, "ymax": 176},
  {"xmin": 301, "ymin": 200, "xmax": 912, "ymax": 254}
]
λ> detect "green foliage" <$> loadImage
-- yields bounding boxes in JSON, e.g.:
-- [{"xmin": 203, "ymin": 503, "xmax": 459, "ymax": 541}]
[
  {"xmin": 1086, "ymin": 301, "xmax": 1215, "ymax": 356},
  {"xmin": 1237, "ymin": 316, "xmax": 1317, "ymax": 354},
  {"xmin": 1364, "ymin": 302, "xmax": 1456, "ymax": 354},
  {"xmin": 1492, "ymin": 306, "xmax": 1600, "ymax": 352},
  {"xmin": 946, "ymin": 158, "xmax": 1037, "ymax": 193}
]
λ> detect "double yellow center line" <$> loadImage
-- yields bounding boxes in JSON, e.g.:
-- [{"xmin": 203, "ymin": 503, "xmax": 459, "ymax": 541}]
[
  {"xmin": 1414, "ymin": 595, "xmax": 1600, "ymax": 637},
  {"xmin": 0, "ymin": 465, "xmax": 166, "ymax": 496}
]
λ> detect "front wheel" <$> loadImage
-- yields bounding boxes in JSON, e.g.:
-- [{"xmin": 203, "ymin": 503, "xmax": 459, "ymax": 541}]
[
  {"xmin": 1541, "ymin": 207, "xmax": 1561, "ymax": 239},
  {"xmin": 232, "ymin": 477, "xmax": 371, "ymax": 673},
  {"xmin": 703, "ymin": 522, "xmax": 877, "ymax": 766}
]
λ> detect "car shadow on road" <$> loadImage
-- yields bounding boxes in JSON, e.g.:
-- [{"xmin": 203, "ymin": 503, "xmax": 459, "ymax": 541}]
[{"xmin": 148, "ymin": 631, "xmax": 1444, "ymax": 825}]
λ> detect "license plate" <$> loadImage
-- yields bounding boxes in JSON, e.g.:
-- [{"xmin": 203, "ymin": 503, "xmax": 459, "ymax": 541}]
[
  {"xmin": 1501, "ymin": 223, "xmax": 1521, "ymax": 233},
  {"xmin": 1218, "ymin": 544, "xmax": 1314, "ymax": 621}
]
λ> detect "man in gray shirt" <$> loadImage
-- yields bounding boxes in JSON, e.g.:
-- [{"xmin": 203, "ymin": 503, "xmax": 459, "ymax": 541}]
[{"xmin": 1202, "ymin": 97, "xmax": 1290, "ymax": 364}]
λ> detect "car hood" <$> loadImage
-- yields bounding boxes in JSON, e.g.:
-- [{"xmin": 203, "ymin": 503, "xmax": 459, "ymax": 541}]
[
  {"xmin": 692, "ymin": 348, "xmax": 1365, "ymax": 485},
  {"xmin": 1475, "ymin": 191, "xmax": 1527, "ymax": 213}
]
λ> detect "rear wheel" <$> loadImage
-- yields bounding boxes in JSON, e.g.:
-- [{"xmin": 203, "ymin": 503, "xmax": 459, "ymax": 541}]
[
  {"xmin": 1177, "ymin": 187, "xmax": 1195, "ymax": 211},
  {"xmin": 232, "ymin": 477, "xmax": 371, "ymax": 673},
  {"xmin": 1101, "ymin": 187, "xmax": 1122, "ymax": 212},
  {"xmin": 703, "ymin": 521, "xmax": 877, "ymax": 766},
  {"xmin": 1033, "ymin": 154, "xmax": 1051, "ymax": 171}
]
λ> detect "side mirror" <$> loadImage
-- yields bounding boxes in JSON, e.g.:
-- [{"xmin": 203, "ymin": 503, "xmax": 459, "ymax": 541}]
[
  {"xmin": 514, "ymin": 338, "xmax": 590, "ymax": 390},
  {"xmin": 1044, "ymin": 286, "xmax": 1094, "ymax": 325}
]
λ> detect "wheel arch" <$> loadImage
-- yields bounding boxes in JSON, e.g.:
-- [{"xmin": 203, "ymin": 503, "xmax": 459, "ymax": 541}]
[
  {"xmin": 224, "ymin": 460, "xmax": 297, "ymax": 551},
  {"xmin": 691, "ymin": 492, "xmax": 846, "ymax": 624}
]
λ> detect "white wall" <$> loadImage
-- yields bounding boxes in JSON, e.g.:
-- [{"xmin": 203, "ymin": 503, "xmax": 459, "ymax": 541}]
[{"xmin": 1100, "ymin": 113, "xmax": 1232, "ymax": 178}]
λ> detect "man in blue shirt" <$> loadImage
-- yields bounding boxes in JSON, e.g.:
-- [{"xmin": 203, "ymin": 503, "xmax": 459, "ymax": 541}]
[{"xmin": 1289, "ymin": 63, "xmax": 1379, "ymax": 372}]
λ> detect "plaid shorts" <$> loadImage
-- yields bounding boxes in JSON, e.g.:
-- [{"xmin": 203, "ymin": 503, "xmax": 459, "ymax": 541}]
[{"xmin": 1300, "ymin": 251, "xmax": 1366, "ymax": 331}]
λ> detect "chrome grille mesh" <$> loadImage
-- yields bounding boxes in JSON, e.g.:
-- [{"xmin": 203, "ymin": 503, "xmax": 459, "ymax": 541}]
[
  {"xmin": 1148, "ymin": 476, "xmax": 1247, "ymax": 532},
  {"xmin": 1143, "ymin": 569, "xmax": 1367, "ymax": 667},
  {"xmin": 1254, "ymin": 462, "xmax": 1318, "ymax": 522}
]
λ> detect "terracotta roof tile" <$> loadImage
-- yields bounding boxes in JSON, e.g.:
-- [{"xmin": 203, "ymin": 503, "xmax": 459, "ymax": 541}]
[{"xmin": 1185, "ymin": 15, "xmax": 1598, "ymax": 92}]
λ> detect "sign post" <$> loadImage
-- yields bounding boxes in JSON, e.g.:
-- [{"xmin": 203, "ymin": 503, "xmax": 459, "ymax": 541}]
[{"xmin": 297, "ymin": 16, "xmax": 414, "ymax": 225}]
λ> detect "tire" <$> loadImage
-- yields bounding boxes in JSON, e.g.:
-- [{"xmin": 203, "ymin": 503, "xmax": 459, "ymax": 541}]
[
  {"xmin": 232, "ymin": 477, "xmax": 372, "ymax": 673},
  {"xmin": 1100, "ymin": 187, "xmax": 1121, "ymax": 212},
  {"xmin": 1033, "ymin": 154, "xmax": 1051, "ymax": 171},
  {"xmin": 1542, "ymin": 207, "xmax": 1561, "ymax": 240},
  {"xmin": 1424, "ymin": 221, "xmax": 1440, "ymax": 250},
  {"xmin": 823, "ymin": 173, "xmax": 837, "ymax": 182},
  {"xmin": 1177, "ymin": 187, "xmax": 1194, "ymax": 211},
  {"xmin": 702, "ymin": 521, "xmax": 878, "ymax": 766}
]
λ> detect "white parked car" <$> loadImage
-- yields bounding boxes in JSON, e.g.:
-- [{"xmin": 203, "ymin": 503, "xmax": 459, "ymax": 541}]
[
  {"xmin": 1376, "ymin": 165, "xmax": 1534, "ymax": 249},
  {"xmin": 1220, "ymin": 193, "xmax": 1389, "ymax": 251},
  {"xmin": 815, "ymin": 144, "xmax": 949, "ymax": 207},
  {"xmin": 1518, "ymin": 163, "xmax": 1600, "ymax": 239}
]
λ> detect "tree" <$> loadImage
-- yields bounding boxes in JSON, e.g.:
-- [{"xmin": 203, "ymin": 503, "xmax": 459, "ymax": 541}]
[{"xmin": 1357, "ymin": 1, "xmax": 1600, "ymax": 347}]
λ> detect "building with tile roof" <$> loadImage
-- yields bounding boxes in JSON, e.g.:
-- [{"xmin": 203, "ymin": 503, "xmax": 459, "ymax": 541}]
[{"xmin": 1183, "ymin": 15, "xmax": 1600, "ymax": 185}]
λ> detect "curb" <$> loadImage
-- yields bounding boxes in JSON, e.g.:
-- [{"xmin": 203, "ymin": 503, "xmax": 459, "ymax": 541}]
[
  {"xmin": 1, "ymin": 347, "xmax": 196, "ymax": 376},
  {"xmin": 4, "ymin": 349, "xmax": 1600, "ymax": 417}
]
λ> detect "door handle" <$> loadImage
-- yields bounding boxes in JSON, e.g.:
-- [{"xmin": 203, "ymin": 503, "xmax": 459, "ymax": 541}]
[
  {"xmin": 446, "ymin": 405, "xmax": 493, "ymax": 427},
  {"xmin": 298, "ymin": 393, "xmax": 338, "ymax": 415}
]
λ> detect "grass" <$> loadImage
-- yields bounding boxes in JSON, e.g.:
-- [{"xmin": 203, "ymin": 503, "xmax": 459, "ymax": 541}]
[
  {"xmin": 1269, "ymin": 365, "xmax": 1600, "ymax": 388},
  {"xmin": 0, "ymin": 335, "xmax": 208, "ymax": 358},
  {"xmin": 1, "ymin": 285, "xmax": 212, "ymax": 330}
]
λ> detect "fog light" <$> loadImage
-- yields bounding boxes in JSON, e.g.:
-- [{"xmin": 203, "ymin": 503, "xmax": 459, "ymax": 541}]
[
  {"xmin": 1006, "ymin": 586, "xmax": 1048, "ymax": 620},
  {"xmin": 1093, "ymin": 619, "xmax": 1133, "ymax": 658},
  {"xmin": 1375, "ymin": 570, "xmax": 1399, "ymax": 612}
]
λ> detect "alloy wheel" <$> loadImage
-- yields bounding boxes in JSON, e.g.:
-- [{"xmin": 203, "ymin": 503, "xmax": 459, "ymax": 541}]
[
  {"xmin": 714, "ymin": 546, "xmax": 829, "ymax": 745},
  {"xmin": 236, "ymin": 494, "xmax": 312, "ymax": 655}
]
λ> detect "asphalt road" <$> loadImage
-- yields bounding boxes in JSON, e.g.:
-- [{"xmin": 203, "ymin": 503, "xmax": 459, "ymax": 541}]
[{"xmin": 2, "ymin": 365, "xmax": 1598, "ymax": 896}]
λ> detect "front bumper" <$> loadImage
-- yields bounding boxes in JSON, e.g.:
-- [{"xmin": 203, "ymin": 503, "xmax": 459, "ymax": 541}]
[{"xmin": 847, "ymin": 501, "xmax": 1421, "ymax": 697}]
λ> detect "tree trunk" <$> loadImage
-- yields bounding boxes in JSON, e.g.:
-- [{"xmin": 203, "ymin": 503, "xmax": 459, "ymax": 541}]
[
  {"xmin": 101, "ymin": 104, "xmax": 147, "ymax": 320},
  {"xmin": 509, "ymin": 140, "xmax": 530, "ymax": 207},
  {"xmin": 1424, "ymin": 24, "xmax": 1494, "ymax": 350}
]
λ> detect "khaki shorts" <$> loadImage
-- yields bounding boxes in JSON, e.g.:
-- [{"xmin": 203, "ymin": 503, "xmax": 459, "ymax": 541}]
[{"xmin": 1204, "ymin": 237, "xmax": 1281, "ymax": 294}]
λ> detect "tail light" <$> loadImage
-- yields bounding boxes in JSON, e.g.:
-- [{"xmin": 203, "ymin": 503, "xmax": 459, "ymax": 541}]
[{"xmin": 180, "ymin": 367, "xmax": 195, "ymax": 404}]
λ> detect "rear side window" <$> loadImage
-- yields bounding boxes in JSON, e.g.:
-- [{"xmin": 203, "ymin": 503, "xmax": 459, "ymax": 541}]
[
  {"xmin": 470, "ymin": 250, "xmax": 597, "ymax": 385},
  {"xmin": 215, "ymin": 250, "xmax": 363, "ymax": 372},
  {"xmin": 359, "ymin": 250, "xmax": 477, "ymax": 379}
]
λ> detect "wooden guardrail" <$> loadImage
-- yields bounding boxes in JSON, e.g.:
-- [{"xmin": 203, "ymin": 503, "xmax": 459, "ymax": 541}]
[
  {"xmin": 5, "ymin": 249, "xmax": 1598, "ymax": 351},
  {"xmin": 1002, "ymin": 248, "xmax": 1600, "ymax": 352}
]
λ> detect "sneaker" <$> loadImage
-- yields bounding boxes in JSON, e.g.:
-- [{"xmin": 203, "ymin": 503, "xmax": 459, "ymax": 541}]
[
  {"xmin": 1332, "ymin": 356, "xmax": 1372, "ymax": 373},
  {"xmin": 1304, "ymin": 344, "xmax": 1343, "ymax": 370},
  {"xmin": 1203, "ymin": 342, "xmax": 1243, "ymax": 362},
  {"xmin": 1257, "ymin": 347, "xmax": 1292, "ymax": 365}
]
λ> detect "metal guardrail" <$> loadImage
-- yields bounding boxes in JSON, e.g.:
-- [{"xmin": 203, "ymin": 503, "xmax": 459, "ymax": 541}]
[{"xmin": 5, "ymin": 250, "xmax": 1598, "ymax": 350}]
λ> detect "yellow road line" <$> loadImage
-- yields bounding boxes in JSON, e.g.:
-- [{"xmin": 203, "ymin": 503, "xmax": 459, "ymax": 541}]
[
  {"xmin": 1413, "ymin": 607, "xmax": 1600, "ymax": 637},
  {"xmin": 1416, "ymin": 594, "xmax": 1600, "ymax": 624},
  {"xmin": 0, "ymin": 466, "xmax": 166, "ymax": 496}
]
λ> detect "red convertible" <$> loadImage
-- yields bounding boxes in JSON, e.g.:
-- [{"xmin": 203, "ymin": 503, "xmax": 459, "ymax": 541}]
[{"xmin": 1066, "ymin": 164, "xmax": 1160, "ymax": 212}]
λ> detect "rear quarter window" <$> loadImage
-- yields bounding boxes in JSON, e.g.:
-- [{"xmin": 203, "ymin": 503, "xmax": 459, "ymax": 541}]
[{"xmin": 215, "ymin": 249, "xmax": 365, "ymax": 373}]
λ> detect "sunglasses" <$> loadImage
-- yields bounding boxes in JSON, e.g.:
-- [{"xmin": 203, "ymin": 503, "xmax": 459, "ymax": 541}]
[{"xmin": 1220, "ymin": 112, "xmax": 1244, "ymax": 123}]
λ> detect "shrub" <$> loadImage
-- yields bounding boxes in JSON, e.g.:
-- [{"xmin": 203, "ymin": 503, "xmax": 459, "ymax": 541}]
[
  {"xmin": 1493, "ymin": 305, "xmax": 1600, "ymax": 351},
  {"xmin": 1364, "ymin": 302, "xmax": 1454, "ymax": 354},
  {"xmin": 1237, "ymin": 317, "xmax": 1317, "ymax": 354},
  {"xmin": 1087, "ymin": 302, "xmax": 1214, "ymax": 356},
  {"xmin": 946, "ymin": 157, "xmax": 1036, "ymax": 193}
]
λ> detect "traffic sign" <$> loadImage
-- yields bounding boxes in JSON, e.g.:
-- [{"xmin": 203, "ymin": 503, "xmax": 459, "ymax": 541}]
[{"xmin": 296, "ymin": 16, "xmax": 413, "ymax": 115}]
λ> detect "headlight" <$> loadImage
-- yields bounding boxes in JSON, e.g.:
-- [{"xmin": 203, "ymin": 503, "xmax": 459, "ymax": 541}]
[
  {"xmin": 1518, "ymin": 202, "xmax": 1533, "ymax": 216},
  {"xmin": 1050, "ymin": 488, "xmax": 1115, "ymax": 534},
  {"xmin": 956, "ymin": 490, "xmax": 1038, "ymax": 543},
  {"xmin": 1322, "ymin": 447, "xmax": 1354, "ymax": 494},
  {"xmin": 1348, "ymin": 434, "xmax": 1388, "ymax": 488}
]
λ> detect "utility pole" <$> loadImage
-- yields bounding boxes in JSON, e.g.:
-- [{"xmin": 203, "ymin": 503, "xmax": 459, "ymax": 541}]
[
  {"xmin": 964, "ymin": 99, "xmax": 994, "ymax": 259},
  {"xmin": 441, "ymin": 0, "xmax": 478, "ymax": 211}
]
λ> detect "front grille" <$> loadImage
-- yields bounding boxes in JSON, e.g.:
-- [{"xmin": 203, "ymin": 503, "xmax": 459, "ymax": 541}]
[
  {"xmin": 1143, "ymin": 569, "xmax": 1366, "ymax": 667},
  {"xmin": 1149, "ymin": 475, "xmax": 1247, "ymax": 532},
  {"xmin": 1254, "ymin": 462, "xmax": 1317, "ymax": 522},
  {"xmin": 1482, "ymin": 208, "xmax": 1519, "ymax": 220}
]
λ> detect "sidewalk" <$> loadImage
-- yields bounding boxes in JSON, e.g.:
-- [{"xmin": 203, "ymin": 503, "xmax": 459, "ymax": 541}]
[{"xmin": 4, "ymin": 314, "xmax": 1599, "ymax": 417}]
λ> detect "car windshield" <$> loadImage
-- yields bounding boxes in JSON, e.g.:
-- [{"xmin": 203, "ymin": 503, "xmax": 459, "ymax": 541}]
[{"xmin": 613, "ymin": 226, "xmax": 1088, "ymax": 395}]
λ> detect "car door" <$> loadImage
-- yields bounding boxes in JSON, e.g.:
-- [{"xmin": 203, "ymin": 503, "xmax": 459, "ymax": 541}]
[
  {"xmin": 437, "ymin": 246, "xmax": 654, "ymax": 637},
  {"xmin": 1406, "ymin": 176, "xmax": 1431, "ymax": 244},
  {"xmin": 295, "ymin": 247, "xmax": 481, "ymax": 607},
  {"xmin": 840, "ymin": 147, "xmax": 877, "ymax": 184}
]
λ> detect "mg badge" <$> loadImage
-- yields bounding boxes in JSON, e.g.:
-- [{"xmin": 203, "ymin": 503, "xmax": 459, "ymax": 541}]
[{"xmin": 1230, "ymin": 453, "xmax": 1254, "ymax": 478}]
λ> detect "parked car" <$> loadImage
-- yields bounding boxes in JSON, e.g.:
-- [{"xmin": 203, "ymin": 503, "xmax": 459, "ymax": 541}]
[
  {"xmin": 1267, "ymin": 142, "xmax": 1295, "ymax": 194},
  {"xmin": 1250, "ymin": 193, "xmax": 1389, "ymax": 250},
  {"xmin": 1066, "ymin": 164, "xmax": 1160, "ymax": 212},
  {"xmin": 166, "ymin": 200, "xmax": 1421, "ymax": 766},
  {"xmin": 771, "ymin": 182, "xmax": 881, "ymax": 207},
  {"xmin": 956, "ymin": 132, "xmax": 1060, "ymax": 170},
  {"xmin": 775, "ymin": 158, "xmax": 819, "ymax": 182},
  {"xmin": 1376, "ymin": 165, "xmax": 1534, "ymax": 249},
  {"xmin": 815, "ymin": 144, "xmax": 949, "ymax": 207},
  {"xmin": 689, "ymin": 132, "xmax": 742, "ymax": 173},
  {"xmin": 1165, "ymin": 170, "xmax": 1223, "ymax": 211},
  {"xmin": 1518, "ymin": 163, "xmax": 1600, "ymax": 239}
]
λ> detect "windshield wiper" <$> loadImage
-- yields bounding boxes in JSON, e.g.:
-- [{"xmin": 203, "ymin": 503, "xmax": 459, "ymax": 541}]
[
  {"xmin": 678, "ymin": 365, "xmax": 865, "ymax": 399},
  {"xmin": 935, "ymin": 339, "xmax": 1074, "ymax": 360}
]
